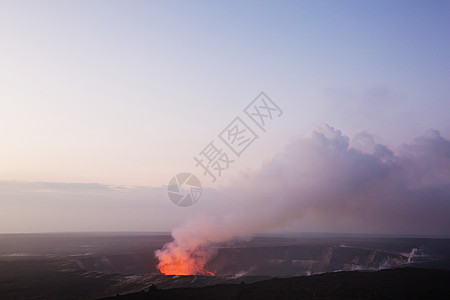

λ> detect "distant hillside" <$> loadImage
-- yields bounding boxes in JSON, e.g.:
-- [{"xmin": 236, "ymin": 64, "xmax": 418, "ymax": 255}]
[{"xmin": 102, "ymin": 268, "xmax": 450, "ymax": 300}]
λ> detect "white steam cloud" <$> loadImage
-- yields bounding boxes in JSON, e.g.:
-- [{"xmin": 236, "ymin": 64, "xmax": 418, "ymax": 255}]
[{"xmin": 155, "ymin": 125, "xmax": 450, "ymax": 274}]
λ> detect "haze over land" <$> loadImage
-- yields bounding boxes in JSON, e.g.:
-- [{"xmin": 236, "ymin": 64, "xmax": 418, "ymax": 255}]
[{"xmin": 2, "ymin": 126, "xmax": 449, "ymax": 236}]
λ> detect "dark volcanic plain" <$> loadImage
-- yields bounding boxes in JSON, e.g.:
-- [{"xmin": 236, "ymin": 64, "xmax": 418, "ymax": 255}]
[
  {"xmin": 102, "ymin": 268, "xmax": 450, "ymax": 300},
  {"xmin": 0, "ymin": 233, "xmax": 449, "ymax": 299}
]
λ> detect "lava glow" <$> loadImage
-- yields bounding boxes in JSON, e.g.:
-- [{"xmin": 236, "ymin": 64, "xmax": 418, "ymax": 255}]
[{"xmin": 155, "ymin": 245, "xmax": 215, "ymax": 276}]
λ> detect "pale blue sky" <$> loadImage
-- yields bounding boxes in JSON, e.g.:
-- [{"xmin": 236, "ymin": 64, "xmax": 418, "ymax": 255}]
[
  {"xmin": 1, "ymin": 1, "xmax": 450, "ymax": 233},
  {"xmin": 0, "ymin": 0, "xmax": 450, "ymax": 235}
]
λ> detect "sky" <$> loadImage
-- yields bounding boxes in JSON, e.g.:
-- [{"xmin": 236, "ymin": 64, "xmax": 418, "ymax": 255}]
[{"xmin": 0, "ymin": 1, "xmax": 449, "ymax": 234}]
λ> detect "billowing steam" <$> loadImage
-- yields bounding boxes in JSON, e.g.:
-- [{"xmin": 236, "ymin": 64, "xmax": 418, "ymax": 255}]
[
  {"xmin": 155, "ymin": 125, "xmax": 450, "ymax": 275},
  {"xmin": 155, "ymin": 219, "xmax": 232, "ymax": 275}
]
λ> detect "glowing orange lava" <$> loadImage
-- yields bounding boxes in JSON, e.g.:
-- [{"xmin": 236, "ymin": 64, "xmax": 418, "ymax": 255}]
[{"xmin": 157, "ymin": 252, "xmax": 215, "ymax": 276}]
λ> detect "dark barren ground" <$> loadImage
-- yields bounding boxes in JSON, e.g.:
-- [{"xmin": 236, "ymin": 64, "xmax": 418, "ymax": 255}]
[
  {"xmin": 0, "ymin": 233, "xmax": 449, "ymax": 299},
  {"xmin": 102, "ymin": 268, "xmax": 450, "ymax": 300}
]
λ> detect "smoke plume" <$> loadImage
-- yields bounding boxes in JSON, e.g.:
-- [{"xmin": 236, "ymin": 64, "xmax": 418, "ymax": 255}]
[{"xmin": 155, "ymin": 125, "xmax": 450, "ymax": 275}]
